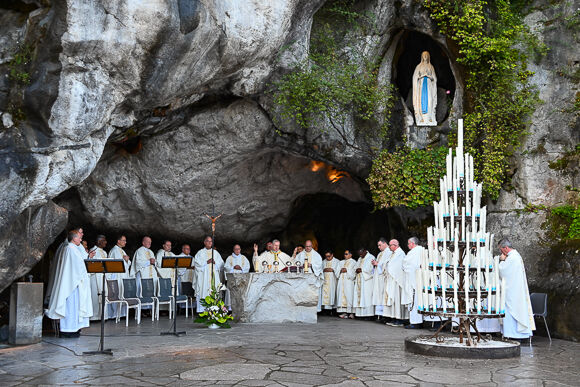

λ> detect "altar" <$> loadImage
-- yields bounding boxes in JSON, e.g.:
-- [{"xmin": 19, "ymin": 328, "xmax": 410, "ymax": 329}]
[{"xmin": 226, "ymin": 273, "xmax": 319, "ymax": 324}]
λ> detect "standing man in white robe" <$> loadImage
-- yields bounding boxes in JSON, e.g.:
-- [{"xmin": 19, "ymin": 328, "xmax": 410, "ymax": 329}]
[
  {"xmin": 178, "ymin": 244, "xmax": 195, "ymax": 289},
  {"xmin": 371, "ymin": 238, "xmax": 389, "ymax": 320},
  {"xmin": 224, "ymin": 244, "xmax": 250, "ymax": 274},
  {"xmin": 354, "ymin": 248, "xmax": 375, "ymax": 318},
  {"xmin": 108, "ymin": 235, "xmax": 131, "ymax": 318},
  {"xmin": 295, "ymin": 240, "xmax": 324, "ymax": 311},
  {"xmin": 156, "ymin": 240, "xmax": 176, "ymax": 286},
  {"xmin": 320, "ymin": 250, "xmax": 340, "ymax": 311},
  {"xmin": 336, "ymin": 250, "xmax": 357, "ymax": 319},
  {"xmin": 194, "ymin": 236, "xmax": 224, "ymax": 312},
  {"xmin": 46, "ymin": 230, "xmax": 93, "ymax": 338},
  {"xmin": 403, "ymin": 237, "xmax": 424, "ymax": 329},
  {"xmin": 131, "ymin": 236, "xmax": 157, "ymax": 313},
  {"xmin": 383, "ymin": 239, "xmax": 410, "ymax": 326},
  {"xmin": 253, "ymin": 239, "xmax": 295, "ymax": 273},
  {"xmin": 88, "ymin": 235, "xmax": 108, "ymax": 321},
  {"xmin": 252, "ymin": 241, "xmax": 272, "ymax": 271},
  {"xmin": 498, "ymin": 238, "xmax": 535, "ymax": 340}
]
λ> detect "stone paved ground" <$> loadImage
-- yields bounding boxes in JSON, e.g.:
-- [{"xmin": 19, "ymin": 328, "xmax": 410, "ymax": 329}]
[{"xmin": 0, "ymin": 316, "xmax": 577, "ymax": 386}]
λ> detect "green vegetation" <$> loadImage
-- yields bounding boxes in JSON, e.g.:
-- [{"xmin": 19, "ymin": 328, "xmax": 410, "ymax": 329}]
[
  {"xmin": 542, "ymin": 204, "xmax": 580, "ymax": 242},
  {"xmin": 424, "ymin": 0, "xmax": 544, "ymax": 200},
  {"xmin": 8, "ymin": 45, "xmax": 32, "ymax": 85},
  {"xmin": 367, "ymin": 146, "xmax": 448, "ymax": 210},
  {"xmin": 272, "ymin": 0, "xmax": 395, "ymax": 151}
]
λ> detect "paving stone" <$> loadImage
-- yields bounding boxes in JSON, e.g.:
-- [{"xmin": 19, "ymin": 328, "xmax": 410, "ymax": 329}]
[{"xmin": 181, "ymin": 363, "xmax": 276, "ymax": 381}]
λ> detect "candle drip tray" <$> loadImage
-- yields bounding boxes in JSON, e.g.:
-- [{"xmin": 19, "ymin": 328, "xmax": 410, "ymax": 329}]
[{"xmin": 405, "ymin": 334, "xmax": 520, "ymax": 358}]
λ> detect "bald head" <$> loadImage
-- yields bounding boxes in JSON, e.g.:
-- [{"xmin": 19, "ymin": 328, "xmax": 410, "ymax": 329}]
[{"xmin": 388, "ymin": 239, "xmax": 399, "ymax": 252}]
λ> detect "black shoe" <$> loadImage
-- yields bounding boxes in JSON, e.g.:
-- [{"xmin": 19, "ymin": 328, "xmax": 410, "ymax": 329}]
[
  {"xmin": 60, "ymin": 331, "xmax": 80, "ymax": 338},
  {"xmin": 390, "ymin": 319, "xmax": 405, "ymax": 326},
  {"xmin": 404, "ymin": 323, "xmax": 423, "ymax": 329}
]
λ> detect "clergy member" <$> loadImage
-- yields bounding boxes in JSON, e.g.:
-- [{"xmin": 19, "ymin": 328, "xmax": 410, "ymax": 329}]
[
  {"xmin": 224, "ymin": 244, "xmax": 250, "ymax": 273},
  {"xmin": 131, "ymin": 236, "xmax": 158, "ymax": 310},
  {"xmin": 88, "ymin": 235, "xmax": 108, "ymax": 321},
  {"xmin": 253, "ymin": 239, "xmax": 295, "ymax": 273},
  {"xmin": 194, "ymin": 236, "xmax": 224, "ymax": 312},
  {"xmin": 383, "ymin": 239, "xmax": 410, "ymax": 326},
  {"xmin": 320, "ymin": 250, "xmax": 340, "ymax": 311},
  {"xmin": 498, "ymin": 238, "xmax": 536, "ymax": 340},
  {"xmin": 403, "ymin": 237, "xmax": 423, "ymax": 329},
  {"xmin": 295, "ymin": 240, "xmax": 322, "ymax": 276},
  {"xmin": 46, "ymin": 230, "xmax": 93, "ymax": 338},
  {"xmin": 178, "ymin": 244, "xmax": 195, "ymax": 289},
  {"xmin": 252, "ymin": 241, "xmax": 272, "ymax": 271},
  {"xmin": 109, "ymin": 235, "xmax": 131, "ymax": 280},
  {"xmin": 353, "ymin": 248, "xmax": 375, "ymax": 318},
  {"xmin": 336, "ymin": 250, "xmax": 357, "ymax": 319},
  {"xmin": 371, "ymin": 238, "xmax": 389, "ymax": 320},
  {"xmin": 156, "ymin": 240, "xmax": 176, "ymax": 285}
]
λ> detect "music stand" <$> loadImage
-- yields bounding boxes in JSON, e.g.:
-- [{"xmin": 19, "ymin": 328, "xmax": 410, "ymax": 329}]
[
  {"xmin": 83, "ymin": 259, "xmax": 126, "ymax": 355},
  {"xmin": 160, "ymin": 255, "xmax": 193, "ymax": 337}
]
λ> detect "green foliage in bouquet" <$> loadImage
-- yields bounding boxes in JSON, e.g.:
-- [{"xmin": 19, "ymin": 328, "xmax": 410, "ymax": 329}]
[{"xmin": 194, "ymin": 282, "xmax": 233, "ymax": 328}]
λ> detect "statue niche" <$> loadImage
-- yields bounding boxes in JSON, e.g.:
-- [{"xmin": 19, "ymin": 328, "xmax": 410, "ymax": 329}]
[{"xmin": 412, "ymin": 51, "xmax": 437, "ymax": 126}]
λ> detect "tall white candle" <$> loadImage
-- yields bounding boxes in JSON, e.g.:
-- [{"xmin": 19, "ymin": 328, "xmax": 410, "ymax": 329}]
[
  {"xmin": 481, "ymin": 206, "xmax": 487, "ymax": 235},
  {"xmin": 464, "ymin": 262, "xmax": 470, "ymax": 314},
  {"xmin": 476, "ymin": 237, "xmax": 481, "ymax": 313},
  {"xmin": 500, "ymin": 277, "xmax": 506, "ymax": 314},
  {"xmin": 494, "ymin": 256, "xmax": 500, "ymax": 313},
  {"xmin": 458, "ymin": 119, "xmax": 464, "ymax": 154},
  {"xmin": 461, "ymin": 208, "xmax": 466, "ymax": 241}
]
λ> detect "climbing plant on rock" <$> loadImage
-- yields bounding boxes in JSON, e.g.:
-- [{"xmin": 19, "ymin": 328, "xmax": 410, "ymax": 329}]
[
  {"xmin": 272, "ymin": 0, "xmax": 395, "ymax": 150},
  {"xmin": 424, "ymin": 0, "xmax": 543, "ymax": 200},
  {"xmin": 368, "ymin": 146, "xmax": 448, "ymax": 210}
]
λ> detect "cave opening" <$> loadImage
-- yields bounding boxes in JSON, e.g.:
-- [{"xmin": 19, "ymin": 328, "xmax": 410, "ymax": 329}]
[
  {"xmin": 392, "ymin": 30, "xmax": 456, "ymax": 124},
  {"xmin": 274, "ymin": 193, "xmax": 410, "ymax": 257}
]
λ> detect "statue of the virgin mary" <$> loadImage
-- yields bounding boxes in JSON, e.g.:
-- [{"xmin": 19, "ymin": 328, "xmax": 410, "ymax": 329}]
[{"xmin": 412, "ymin": 51, "xmax": 438, "ymax": 126}]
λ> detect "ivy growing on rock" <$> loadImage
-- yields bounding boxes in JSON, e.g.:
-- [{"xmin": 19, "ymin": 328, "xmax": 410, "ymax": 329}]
[
  {"xmin": 367, "ymin": 146, "xmax": 448, "ymax": 210},
  {"xmin": 272, "ymin": 0, "xmax": 395, "ymax": 151},
  {"xmin": 424, "ymin": 0, "xmax": 543, "ymax": 200}
]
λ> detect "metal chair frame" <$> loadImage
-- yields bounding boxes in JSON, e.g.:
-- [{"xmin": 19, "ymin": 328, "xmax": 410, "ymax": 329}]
[{"xmin": 530, "ymin": 292, "xmax": 552, "ymax": 343}]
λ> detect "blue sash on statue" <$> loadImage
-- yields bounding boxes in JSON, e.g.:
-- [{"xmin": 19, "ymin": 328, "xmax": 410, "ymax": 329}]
[{"xmin": 421, "ymin": 76, "xmax": 429, "ymax": 114}]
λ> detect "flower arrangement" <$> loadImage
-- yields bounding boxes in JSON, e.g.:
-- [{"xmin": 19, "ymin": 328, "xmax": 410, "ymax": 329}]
[{"xmin": 194, "ymin": 282, "xmax": 233, "ymax": 328}]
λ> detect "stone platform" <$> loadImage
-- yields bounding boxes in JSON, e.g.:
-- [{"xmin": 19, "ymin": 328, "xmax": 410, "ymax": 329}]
[
  {"xmin": 226, "ymin": 272, "xmax": 318, "ymax": 323},
  {"xmin": 405, "ymin": 335, "xmax": 521, "ymax": 359},
  {"xmin": 0, "ymin": 316, "xmax": 573, "ymax": 386}
]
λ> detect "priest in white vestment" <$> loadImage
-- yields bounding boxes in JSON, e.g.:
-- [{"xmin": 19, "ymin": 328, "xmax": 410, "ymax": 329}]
[
  {"xmin": 223, "ymin": 244, "xmax": 250, "ymax": 310},
  {"xmin": 177, "ymin": 244, "xmax": 195, "ymax": 289},
  {"xmin": 320, "ymin": 250, "xmax": 340, "ymax": 310},
  {"xmin": 131, "ymin": 236, "xmax": 158, "ymax": 309},
  {"xmin": 45, "ymin": 239, "xmax": 68, "ymax": 306},
  {"xmin": 46, "ymin": 230, "xmax": 93, "ymax": 337},
  {"xmin": 371, "ymin": 238, "xmax": 389, "ymax": 318},
  {"xmin": 224, "ymin": 244, "xmax": 250, "ymax": 274},
  {"xmin": 498, "ymin": 238, "xmax": 535, "ymax": 340},
  {"xmin": 252, "ymin": 241, "xmax": 272, "ymax": 271},
  {"xmin": 88, "ymin": 235, "xmax": 109, "ymax": 321},
  {"xmin": 403, "ymin": 237, "xmax": 424, "ymax": 328},
  {"xmin": 383, "ymin": 239, "xmax": 410, "ymax": 325},
  {"xmin": 156, "ymin": 240, "xmax": 176, "ymax": 286},
  {"xmin": 194, "ymin": 236, "xmax": 224, "ymax": 312},
  {"xmin": 336, "ymin": 250, "xmax": 357, "ymax": 318},
  {"xmin": 254, "ymin": 239, "xmax": 295, "ymax": 273},
  {"xmin": 295, "ymin": 240, "xmax": 323, "ymax": 310},
  {"xmin": 108, "ymin": 235, "xmax": 131, "ymax": 317},
  {"xmin": 354, "ymin": 248, "xmax": 375, "ymax": 317}
]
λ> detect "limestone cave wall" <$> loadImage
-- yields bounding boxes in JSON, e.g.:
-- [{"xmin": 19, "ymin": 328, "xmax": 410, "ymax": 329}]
[{"xmin": 0, "ymin": 0, "xmax": 578, "ymax": 338}]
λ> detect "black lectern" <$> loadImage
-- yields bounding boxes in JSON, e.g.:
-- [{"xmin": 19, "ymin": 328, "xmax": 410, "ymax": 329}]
[
  {"xmin": 83, "ymin": 259, "xmax": 126, "ymax": 355},
  {"xmin": 160, "ymin": 255, "xmax": 193, "ymax": 337}
]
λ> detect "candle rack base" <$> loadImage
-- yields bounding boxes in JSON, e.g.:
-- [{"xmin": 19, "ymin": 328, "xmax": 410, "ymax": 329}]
[{"xmin": 405, "ymin": 334, "xmax": 520, "ymax": 359}]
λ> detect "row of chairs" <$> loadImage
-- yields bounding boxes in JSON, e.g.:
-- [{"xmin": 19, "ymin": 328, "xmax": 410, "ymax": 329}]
[{"xmin": 105, "ymin": 278, "xmax": 196, "ymax": 326}]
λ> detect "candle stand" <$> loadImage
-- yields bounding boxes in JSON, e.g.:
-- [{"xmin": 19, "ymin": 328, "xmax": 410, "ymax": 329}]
[{"xmin": 405, "ymin": 119, "xmax": 520, "ymax": 358}]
